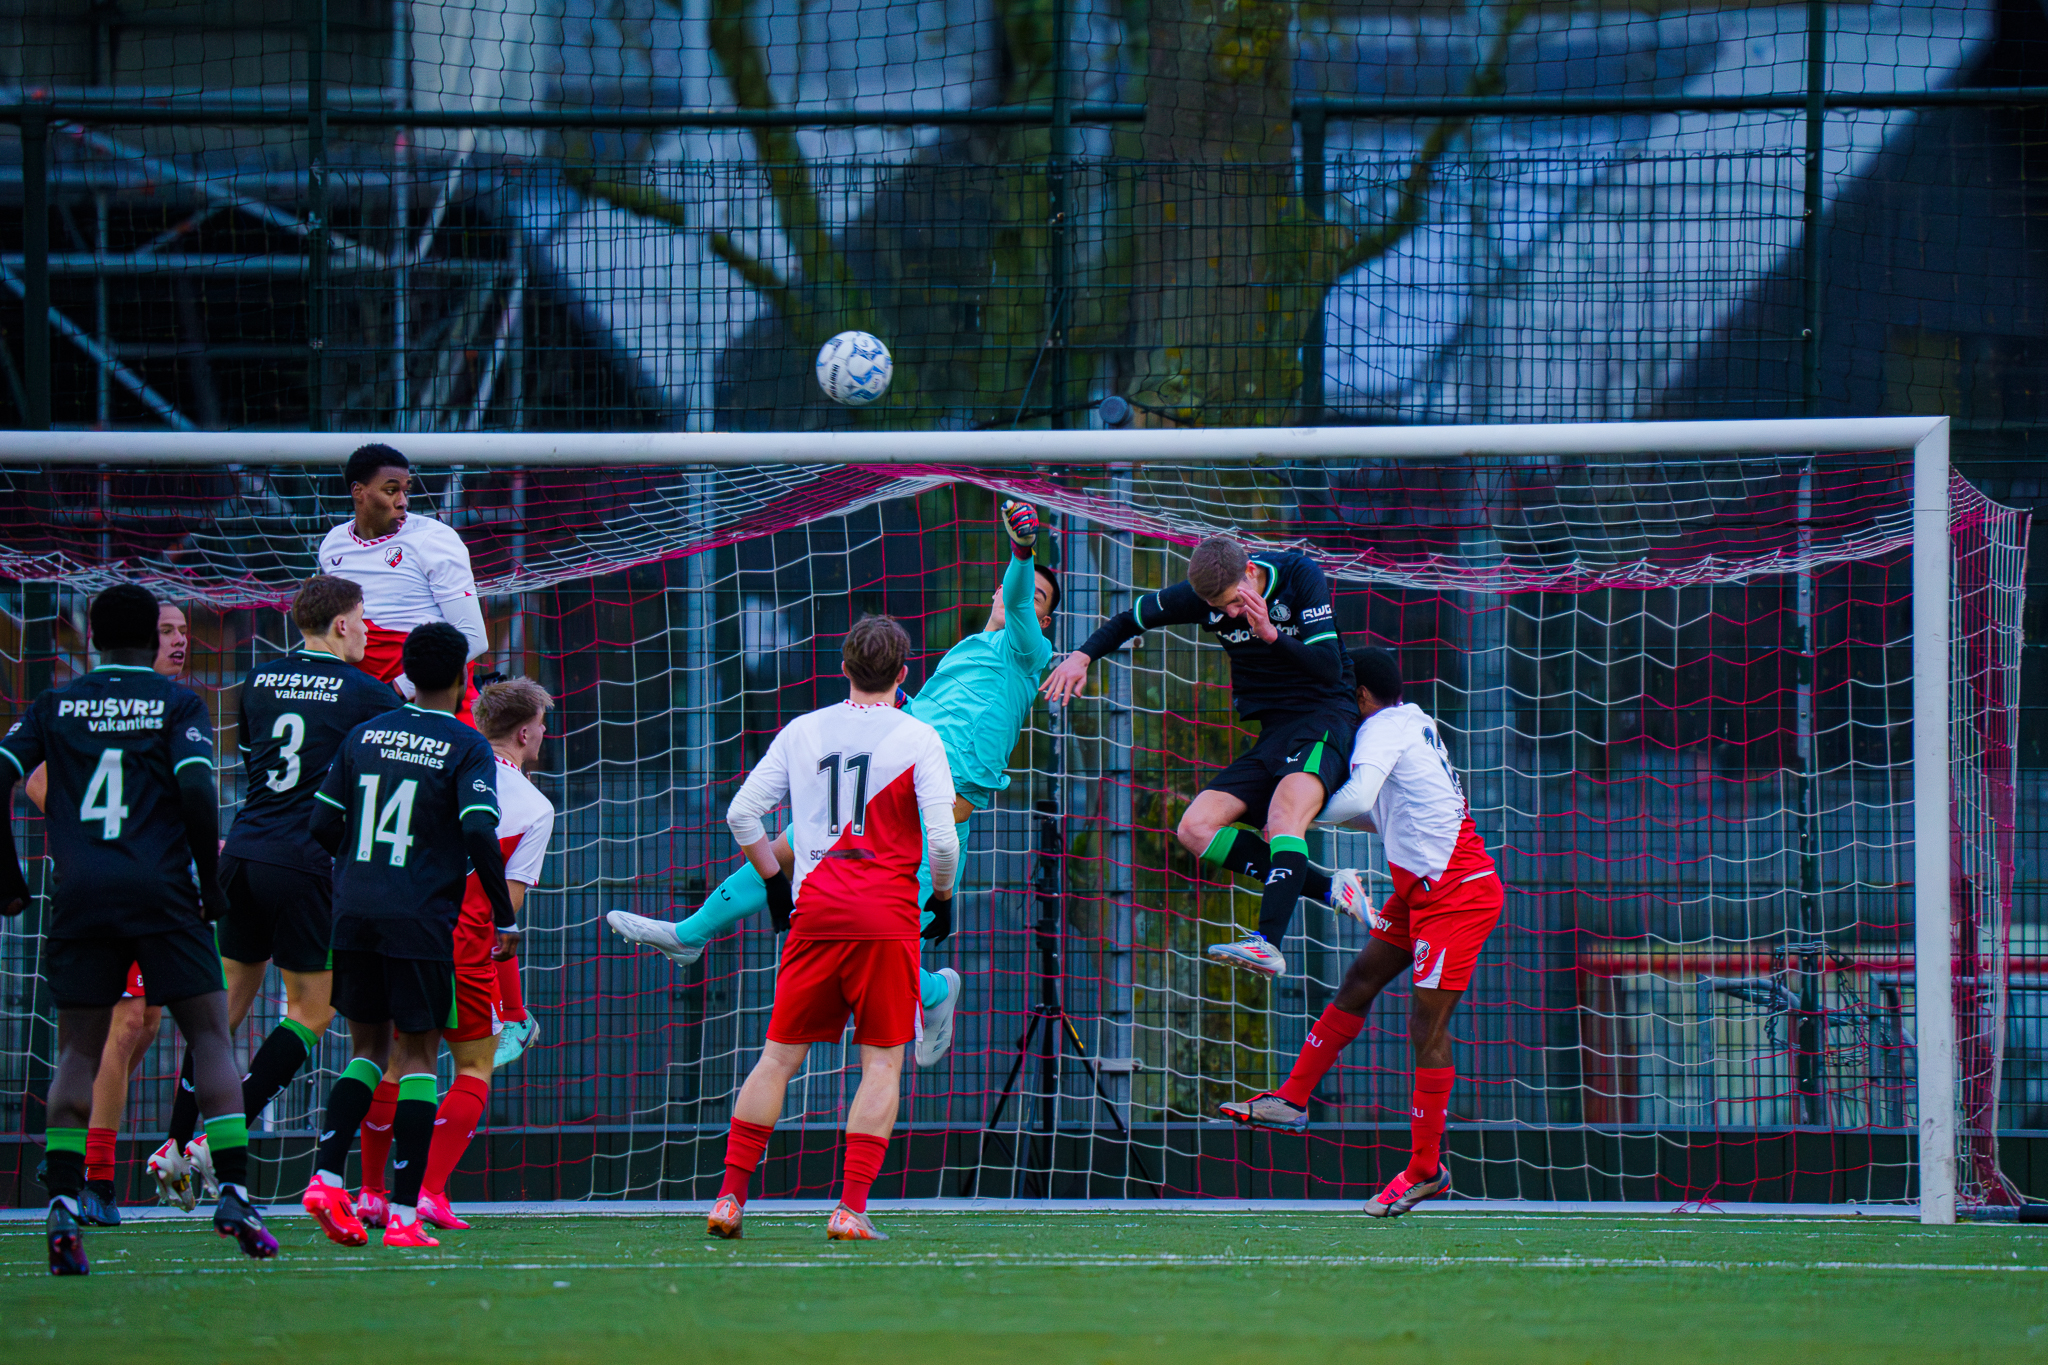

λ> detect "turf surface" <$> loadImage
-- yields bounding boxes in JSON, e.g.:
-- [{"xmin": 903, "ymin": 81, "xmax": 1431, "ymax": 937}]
[{"xmin": 5, "ymin": 1210, "xmax": 2045, "ymax": 1363}]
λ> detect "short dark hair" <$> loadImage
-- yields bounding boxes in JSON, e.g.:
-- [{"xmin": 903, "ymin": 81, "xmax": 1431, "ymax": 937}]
[
  {"xmin": 292, "ymin": 574, "xmax": 364, "ymax": 636},
  {"xmin": 345, "ymin": 442, "xmax": 410, "ymax": 492},
  {"xmin": 474, "ymin": 678, "xmax": 554, "ymax": 741},
  {"xmin": 842, "ymin": 614, "xmax": 911, "ymax": 693},
  {"xmin": 1033, "ymin": 564, "xmax": 1062, "ymax": 618},
  {"xmin": 90, "ymin": 583, "xmax": 160, "ymax": 652},
  {"xmin": 402, "ymin": 621, "xmax": 470, "ymax": 693},
  {"xmin": 1350, "ymin": 647, "xmax": 1403, "ymax": 706},
  {"xmin": 1186, "ymin": 536, "xmax": 1249, "ymax": 602}
]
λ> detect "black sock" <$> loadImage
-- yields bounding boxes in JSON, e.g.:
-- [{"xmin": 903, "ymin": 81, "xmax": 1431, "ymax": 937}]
[
  {"xmin": 168, "ymin": 1051, "xmax": 200, "ymax": 1146},
  {"xmin": 241, "ymin": 1022, "xmax": 313, "ymax": 1124},
  {"xmin": 41, "ymin": 1150, "xmax": 85, "ymax": 1200},
  {"xmin": 1205, "ymin": 829, "xmax": 1271, "ymax": 881},
  {"xmin": 390, "ymin": 1093, "xmax": 437, "ymax": 1209},
  {"xmin": 211, "ymin": 1138, "xmax": 249, "ymax": 1192},
  {"xmin": 313, "ymin": 1064, "xmax": 382, "ymax": 1179},
  {"xmin": 1258, "ymin": 838, "xmax": 1311, "ymax": 945}
]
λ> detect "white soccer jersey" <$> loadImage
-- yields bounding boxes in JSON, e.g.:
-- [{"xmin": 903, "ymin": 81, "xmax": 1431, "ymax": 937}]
[
  {"xmin": 316, "ymin": 513, "xmax": 488, "ymax": 659},
  {"xmin": 726, "ymin": 701, "xmax": 957, "ymax": 939},
  {"xmin": 457, "ymin": 756, "xmax": 554, "ymax": 962},
  {"xmin": 1318, "ymin": 702, "xmax": 1469, "ymax": 880}
]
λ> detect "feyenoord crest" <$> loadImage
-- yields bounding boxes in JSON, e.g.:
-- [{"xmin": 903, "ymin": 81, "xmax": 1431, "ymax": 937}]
[{"xmin": 1272, "ymin": 602, "xmax": 1291, "ymax": 621}]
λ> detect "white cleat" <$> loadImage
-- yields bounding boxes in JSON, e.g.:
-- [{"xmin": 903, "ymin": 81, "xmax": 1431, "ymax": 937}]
[
  {"xmin": 184, "ymin": 1133, "xmax": 219, "ymax": 1201},
  {"xmin": 606, "ymin": 909, "xmax": 705, "ymax": 967},
  {"xmin": 1206, "ymin": 934, "xmax": 1287, "ymax": 979},
  {"xmin": 1328, "ymin": 868, "xmax": 1388, "ymax": 931},
  {"xmin": 915, "ymin": 967, "xmax": 963, "ymax": 1069},
  {"xmin": 147, "ymin": 1138, "xmax": 195, "ymax": 1211}
]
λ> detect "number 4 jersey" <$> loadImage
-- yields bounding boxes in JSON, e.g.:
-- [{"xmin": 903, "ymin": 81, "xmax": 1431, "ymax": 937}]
[
  {"xmin": 315, "ymin": 702, "xmax": 500, "ymax": 955},
  {"xmin": 223, "ymin": 648, "xmax": 400, "ymax": 873},
  {"xmin": 0, "ymin": 664, "xmax": 216, "ymax": 937}
]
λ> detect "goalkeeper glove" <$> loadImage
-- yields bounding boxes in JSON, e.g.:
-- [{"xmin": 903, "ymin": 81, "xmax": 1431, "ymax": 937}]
[
  {"xmin": 999, "ymin": 500, "xmax": 1039, "ymax": 558},
  {"xmin": 764, "ymin": 871, "xmax": 794, "ymax": 935},
  {"xmin": 922, "ymin": 893, "xmax": 953, "ymax": 945}
]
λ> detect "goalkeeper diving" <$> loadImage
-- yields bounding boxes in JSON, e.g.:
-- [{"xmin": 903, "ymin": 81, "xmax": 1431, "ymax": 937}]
[{"xmin": 608, "ymin": 499, "xmax": 1058, "ymax": 1067}]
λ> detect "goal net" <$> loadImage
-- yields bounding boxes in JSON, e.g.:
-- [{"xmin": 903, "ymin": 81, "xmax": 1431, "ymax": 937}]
[{"xmin": 0, "ymin": 422, "xmax": 2024, "ymax": 1219}]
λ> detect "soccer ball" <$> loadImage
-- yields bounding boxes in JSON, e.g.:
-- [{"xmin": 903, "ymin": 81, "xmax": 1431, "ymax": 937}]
[{"xmin": 815, "ymin": 330, "xmax": 894, "ymax": 407}]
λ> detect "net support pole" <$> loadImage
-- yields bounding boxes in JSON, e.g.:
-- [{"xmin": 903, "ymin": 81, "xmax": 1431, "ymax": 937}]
[{"xmin": 1913, "ymin": 419, "xmax": 1955, "ymax": 1225}]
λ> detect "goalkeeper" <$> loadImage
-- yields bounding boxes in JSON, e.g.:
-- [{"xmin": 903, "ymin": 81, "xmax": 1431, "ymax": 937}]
[{"xmin": 609, "ymin": 499, "xmax": 1057, "ymax": 1068}]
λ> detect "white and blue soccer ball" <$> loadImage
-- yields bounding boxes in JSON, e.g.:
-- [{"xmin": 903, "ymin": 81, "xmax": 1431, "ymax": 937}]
[{"xmin": 815, "ymin": 330, "xmax": 894, "ymax": 407}]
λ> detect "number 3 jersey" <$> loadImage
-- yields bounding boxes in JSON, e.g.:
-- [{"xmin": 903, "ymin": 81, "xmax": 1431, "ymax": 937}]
[
  {"xmin": 0, "ymin": 665, "xmax": 215, "ymax": 937},
  {"xmin": 315, "ymin": 702, "xmax": 500, "ymax": 958},
  {"xmin": 223, "ymin": 648, "xmax": 399, "ymax": 873},
  {"xmin": 725, "ymin": 701, "xmax": 957, "ymax": 940}
]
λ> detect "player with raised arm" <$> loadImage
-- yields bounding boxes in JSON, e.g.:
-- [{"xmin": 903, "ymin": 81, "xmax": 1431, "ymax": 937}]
[
  {"xmin": 146, "ymin": 576, "xmax": 398, "ymax": 1210},
  {"xmin": 23, "ymin": 600, "xmax": 187, "ymax": 1225},
  {"xmin": 608, "ymin": 499, "xmax": 1054, "ymax": 1068},
  {"xmin": 1218, "ymin": 648, "xmax": 1504, "ymax": 1218},
  {"xmin": 298, "ymin": 622, "xmax": 521, "ymax": 1249},
  {"xmin": 411, "ymin": 678, "xmax": 555, "ymax": 1231},
  {"xmin": 704, "ymin": 615, "xmax": 957, "ymax": 1243},
  {"xmin": 1040, "ymin": 535, "xmax": 1367, "ymax": 979},
  {"xmin": 0, "ymin": 585, "xmax": 276, "ymax": 1274}
]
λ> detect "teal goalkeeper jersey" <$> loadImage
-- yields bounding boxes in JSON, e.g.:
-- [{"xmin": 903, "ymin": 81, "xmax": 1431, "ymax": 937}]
[{"xmin": 905, "ymin": 553, "xmax": 1053, "ymax": 808}]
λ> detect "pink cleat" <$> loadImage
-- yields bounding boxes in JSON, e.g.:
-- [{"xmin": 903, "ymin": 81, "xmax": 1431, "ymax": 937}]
[
  {"xmin": 383, "ymin": 1215, "xmax": 441, "ymax": 1248},
  {"xmin": 1363, "ymin": 1166, "xmax": 1453, "ymax": 1219},
  {"xmin": 301, "ymin": 1181, "xmax": 368, "ymax": 1247},
  {"xmin": 354, "ymin": 1188, "xmax": 390, "ymax": 1229},
  {"xmin": 417, "ymin": 1189, "xmax": 470, "ymax": 1230}
]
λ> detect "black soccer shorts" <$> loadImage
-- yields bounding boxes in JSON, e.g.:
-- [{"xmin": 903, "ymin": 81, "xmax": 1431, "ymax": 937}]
[
  {"xmin": 331, "ymin": 915, "xmax": 457, "ymax": 1035},
  {"xmin": 1203, "ymin": 704, "xmax": 1359, "ymax": 825},
  {"xmin": 215, "ymin": 854, "xmax": 336, "ymax": 974},
  {"xmin": 44, "ymin": 924, "xmax": 224, "ymax": 1009}
]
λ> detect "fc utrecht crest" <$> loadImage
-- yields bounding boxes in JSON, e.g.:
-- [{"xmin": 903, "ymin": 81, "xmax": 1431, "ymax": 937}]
[{"xmin": 385, "ymin": 547, "xmax": 404, "ymax": 569}]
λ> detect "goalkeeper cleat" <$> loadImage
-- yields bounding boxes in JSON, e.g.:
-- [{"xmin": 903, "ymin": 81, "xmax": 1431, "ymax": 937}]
[
  {"xmin": 1000, "ymin": 499, "xmax": 1040, "ymax": 554},
  {"xmin": 383, "ymin": 1214, "xmax": 440, "ymax": 1249},
  {"xmin": 77, "ymin": 1179, "xmax": 122, "ymax": 1227},
  {"xmin": 1218, "ymin": 1091, "xmax": 1309, "ymax": 1134},
  {"xmin": 1206, "ymin": 934, "xmax": 1286, "ymax": 979},
  {"xmin": 915, "ymin": 967, "xmax": 963, "ymax": 1069},
  {"xmin": 214, "ymin": 1188, "xmax": 279, "ymax": 1260},
  {"xmin": 607, "ymin": 909, "xmax": 704, "ymax": 968},
  {"xmin": 356, "ymin": 1187, "xmax": 390, "ymax": 1229},
  {"xmin": 494, "ymin": 1015, "xmax": 540, "ymax": 1068},
  {"xmin": 418, "ymin": 1189, "xmax": 470, "ymax": 1230},
  {"xmin": 184, "ymin": 1132, "xmax": 219, "ymax": 1201},
  {"xmin": 706, "ymin": 1193, "xmax": 744, "ymax": 1240},
  {"xmin": 1328, "ymin": 868, "xmax": 1386, "ymax": 930},
  {"xmin": 1363, "ymin": 1166, "xmax": 1453, "ymax": 1219},
  {"xmin": 302, "ymin": 1181, "xmax": 368, "ymax": 1247},
  {"xmin": 47, "ymin": 1200, "xmax": 88, "ymax": 1276},
  {"xmin": 147, "ymin": 1137, "xmax": 196, "ymax": 1211},
  {"xmin": 825, "ymin": 1205, "xmax": 888, "ymax": 1242}
]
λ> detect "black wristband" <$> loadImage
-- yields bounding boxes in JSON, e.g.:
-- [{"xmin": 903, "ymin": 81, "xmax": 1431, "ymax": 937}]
[{"xmin": 765, "ymin": 871, "xmax": 794, "ymax": 934}]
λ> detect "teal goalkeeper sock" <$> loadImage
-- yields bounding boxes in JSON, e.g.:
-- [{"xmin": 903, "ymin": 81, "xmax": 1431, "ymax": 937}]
[
  {"xmin": 676, "ymin": 862, "xmax": 769, "ymax": 946},
  {"xmin": 919, "ymin": 967, "xmax": 952, "ymax": 1010}
]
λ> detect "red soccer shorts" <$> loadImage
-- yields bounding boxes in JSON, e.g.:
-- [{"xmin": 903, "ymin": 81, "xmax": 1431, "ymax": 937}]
[
  {"xmin": 1370, "ymin": 870, "xmax": 1505, "ymax": 992},
  {"xmin": 121, "ymin": 961, "xmax": 145, "ymax": 1000},
  {"xmin": 362, "ymin": 623, "xmax": 479, "ymax": 728},
  {"xmin": 766, "ymin": 938, "xmax": 921, "ymax": 1048},
  {"xmin": 444, "ymin": 962, "xmax": 500, "ymax": 1043}
]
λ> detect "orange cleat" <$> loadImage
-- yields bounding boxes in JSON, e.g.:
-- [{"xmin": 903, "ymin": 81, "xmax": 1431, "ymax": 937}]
[
  {"xmin": 417, "ymin": 1189, "xmax": 470, "ymax": 1230},
  {"xmin": 301, "ymin": 1181, "xmax": 368, "ymax": 1247},
  {"xmin": 383, "ymin": 1215, "xmax": 440, "ymax": 1248},
  {"xmin": 706, "ymin": 1193, "xmax": 744, "ymax": 1240},
  {"xmin": 824, "ymin": 1204, "xmax": 888, "ymax": 1241}
]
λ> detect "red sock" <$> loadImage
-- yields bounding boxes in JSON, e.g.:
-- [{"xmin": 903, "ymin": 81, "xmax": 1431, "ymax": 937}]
[
  {"xmin": 718, "ymin": 1118, "xmax": 775, "ymax": 1206},
  {"xmin": 423, "ymin": 1074, "xmax": 490, "ymax": 1198},
  {"xmin": 1274, "ymin": 1005, "xmax": 1366, "ymax": 1108},
  {"xmin": 495, "ymin": 956, "xmax": 528, "ymax": 1024},
  {"xmin": 86, "ymin": 1126, "xmax": 117, "ymax": 1184},
  {"xmin": 1405, "ymin": 1066, "xmax": 1456, "ymax": 1181},
  {"xmin": 838, "ymin": 1132, "xmax": 889, "ymax": 1214},
  {"xmin": 359, "ymin": 1076, "xmax": 400, "ymax": 1194}
]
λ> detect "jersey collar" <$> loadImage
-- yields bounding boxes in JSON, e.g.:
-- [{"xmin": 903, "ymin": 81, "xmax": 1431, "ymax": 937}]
[
  {"xmin": 91, "ymin": 664, "xmax": 158, "ymax": 673},
  {"xmin": 346, "ymin": 518, "xmax": 404, "ymax": 547},
  {"xmin": 1251, "ymin": 558, "xmax": 1281, "ymax": 601}
]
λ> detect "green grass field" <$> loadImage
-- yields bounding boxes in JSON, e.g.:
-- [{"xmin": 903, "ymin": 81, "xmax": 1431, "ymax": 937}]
[{"xmin": 5, "ymin": 1211, "xmax": 2046, "ymax": 1364}]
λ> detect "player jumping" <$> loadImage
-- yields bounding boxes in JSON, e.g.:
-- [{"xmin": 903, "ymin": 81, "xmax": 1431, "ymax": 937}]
[
  {"xmin": 705, "ymin": 615, "xmax": 957, "ymax": 1242},
  {"xmin": 147, "ymin": 576, "xmax": 398, "ymax": 1209},
  {"xmin": 1040, "ymin": 535, "xmax": 1366, "ymax": 979},
  {"xmin": 1218, "ymin": 648, "xmax": 1504, "ymax": 1218},
  {"xmin": 0, "ymin": 584, "xmax": 277, "ymax": 1274},
  {"xmin": 608, "ymin": 499, "xmax": 1054, "ymax": 1068},
  {"xmin": 299, "ymin": 622, "xmax": 521, "ymax": 1249}
]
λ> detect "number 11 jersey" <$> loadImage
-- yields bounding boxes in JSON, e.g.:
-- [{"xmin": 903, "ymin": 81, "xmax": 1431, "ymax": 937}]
[{"xmin": 224, "ymin": 648, "xmax": 398, "ymax": 873}]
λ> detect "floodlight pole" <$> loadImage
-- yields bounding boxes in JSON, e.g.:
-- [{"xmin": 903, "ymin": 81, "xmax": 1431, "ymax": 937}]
[{"xmin": 1912, "ymin": 419, "xmax": 1955, "ymax": 1226}]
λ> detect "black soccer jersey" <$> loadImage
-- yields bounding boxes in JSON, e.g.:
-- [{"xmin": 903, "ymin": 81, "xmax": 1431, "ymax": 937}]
[
  {"xmin": 224, "ymin": 649, "xmax": 397, "ymax": 872},
  {"xmin": 0, "ymin": 665, "xmax": 215, "ymax": 938},
  {"xmin": 1079, "ymin": 549, "xmax": 1356, "ymax": 721},
  {"xmin": 315, "ymin": 703, "xmax": 499, "ymax": 957}
]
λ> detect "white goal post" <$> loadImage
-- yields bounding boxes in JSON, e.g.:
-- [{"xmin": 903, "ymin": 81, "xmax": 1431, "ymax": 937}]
[{"xmin": 0, "ymin": 417, "xmax": 1985, "ymax": 1223}]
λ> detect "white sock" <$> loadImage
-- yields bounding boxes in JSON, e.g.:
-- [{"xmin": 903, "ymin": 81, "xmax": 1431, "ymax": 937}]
[
  {"xmin": 314, "ymin": 1169, "xmax": 346, "ymax": 1189},
  {"xmin": 390, "ymin": 1203, "xmax": 417, "ymax": 1225},
  {"xmin": 50, "ymin": 1194, "xmax": 79, "ymax": 1216}
]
